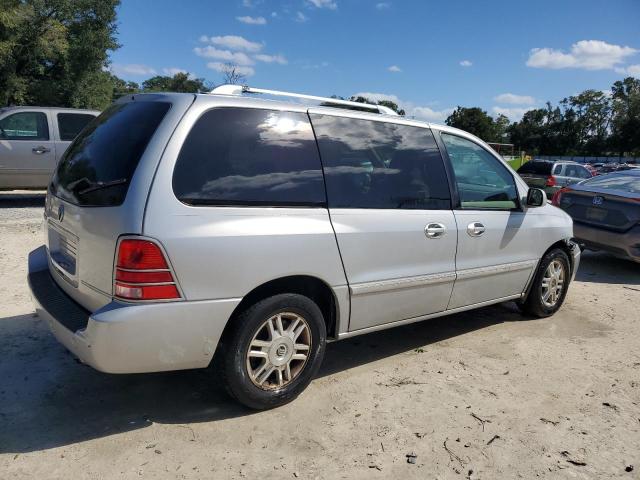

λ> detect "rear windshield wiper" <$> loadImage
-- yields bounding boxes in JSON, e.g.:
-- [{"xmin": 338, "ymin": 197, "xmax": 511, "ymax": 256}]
[{"xmin": 76, "ymin": 178, "xmax": 128, "ymax": 196}]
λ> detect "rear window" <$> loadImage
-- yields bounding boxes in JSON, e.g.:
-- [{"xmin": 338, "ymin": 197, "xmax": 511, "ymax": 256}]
[
  {"xmin": 57, "ymin": 113, "xmax": 96, "ymax": 141},
  {"xmin": 582, "ymin": 173, "xmax": 640, "ymax": 193},
  {"xmin": 172, "ymin": 108, "xmax": 326, "ymax": 207},
  {"xmin": 50, "ymin": 101, "xmax": 170, "ymax": 206},
  {"xmin": 517, "ymin": 161, "xmax": 552, "ymax": 175}
]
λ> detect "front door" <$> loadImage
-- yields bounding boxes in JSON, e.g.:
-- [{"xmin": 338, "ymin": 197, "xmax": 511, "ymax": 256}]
[
  {"xmin": 309, "ymin": 110, "xmax": 457, "ymax": 331},
  {"xmin": 0, "ymin": 110, "xmax": 55, "ymax": 188},
  {"xmin": 438, "ymin": 132, "xmax": 537, "ymax": 309}
]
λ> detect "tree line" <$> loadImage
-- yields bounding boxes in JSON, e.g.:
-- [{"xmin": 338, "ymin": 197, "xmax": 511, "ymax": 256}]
[
  {"xmin": 444, "ymin": 77, "xmax": 640, "ymax": 157},
  {"xmin": 350, "ymin": 77, "xmax": 640, "ymax": 157},
  {"xmin": 1, "ymin": 1, "xmax": 638, "ymax": 156}
]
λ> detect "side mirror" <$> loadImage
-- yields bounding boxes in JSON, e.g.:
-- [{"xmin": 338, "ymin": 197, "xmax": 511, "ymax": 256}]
[{"xmin": 526, "ymin": 188, "xmax": 546, "ymax": 207}]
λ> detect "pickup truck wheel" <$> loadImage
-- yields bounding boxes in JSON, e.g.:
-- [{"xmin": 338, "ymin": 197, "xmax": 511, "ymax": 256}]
[
  {"xmin": 521, "ymin": 248, "xmax": 570, "ymax": 318},
  {"xmin": 220, "ymin": 293, "xmax": 326, "ymax": 410}
]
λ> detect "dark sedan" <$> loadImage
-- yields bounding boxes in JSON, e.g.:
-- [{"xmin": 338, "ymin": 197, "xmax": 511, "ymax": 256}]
[{"xmin": 552, "ymin": 169, "xmax": 640, "ymax": 263}]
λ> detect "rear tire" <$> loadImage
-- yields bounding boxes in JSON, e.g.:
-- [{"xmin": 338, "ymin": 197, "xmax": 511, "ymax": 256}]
[
  {"xmin": 521, "ymin": 248, "xmax": 570, "ymax": 318},
  {"xmin": 219, "ymin": 293, "xmax": 326, "ymax": 410}
]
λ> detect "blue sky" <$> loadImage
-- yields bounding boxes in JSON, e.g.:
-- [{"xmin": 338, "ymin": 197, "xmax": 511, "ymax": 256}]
[{"xmin": 111, "ymin": 0, "xmax": 640, "ymax": 122}]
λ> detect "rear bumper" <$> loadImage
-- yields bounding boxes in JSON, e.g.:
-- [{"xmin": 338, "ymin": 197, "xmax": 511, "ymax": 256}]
[
  {"xmin": 28, "ymin": 246, "xmax": 241, "ymax": 373},
  {"xmin": 573, "ymin": 222, "xmax": 640, "ymax": 263}
]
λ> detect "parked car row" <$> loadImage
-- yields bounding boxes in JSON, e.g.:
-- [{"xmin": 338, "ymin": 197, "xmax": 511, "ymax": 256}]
[
  {"xmin": 517, "ymin": 159, "xmax": 639, "ymax": 264},
  {"xmin": 27, "ymin": 86, "xmax": 579, "ymax": 409},
  {"xmin": 0, "ymin": 106, "xmax": 99, "ymax": 189},
  {"xmin": 516, "ymin": 160, "xmax": 593, "ymax": 197},
  {"xmin": 587, "ymin": 162, "xmax": 637, "ymax": 175}
]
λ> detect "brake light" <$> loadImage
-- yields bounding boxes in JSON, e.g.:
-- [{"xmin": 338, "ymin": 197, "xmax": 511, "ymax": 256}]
[
  {"xmin": 114, "ymin": 239, "xmax": 181, "ymax": 301},
  {"xmin": 545, "ymin": 175, "xmax": 556, "ymax": 187},
  {"xmin": 552, "ymin": 187, "xmax": 571, "ymax": 207}
]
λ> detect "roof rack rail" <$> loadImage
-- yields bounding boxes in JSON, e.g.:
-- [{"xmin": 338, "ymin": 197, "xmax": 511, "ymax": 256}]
[{"xmin": 209, "ymin": 84, "xmax": 399, "ymax": 116}]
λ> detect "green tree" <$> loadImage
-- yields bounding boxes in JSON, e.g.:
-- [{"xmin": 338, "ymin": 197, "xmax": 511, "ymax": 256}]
[
  {"xmin": 142, "ymin": 72, "xmax": 208, "ymax": 93},
  {"xmin": 110, "ymin": 74, "xmax": 139, "ymax": 99},
  {"xmin": 0, "ymin": 0, "xmax": 120, "ymax": 109},
  {"xmin": 445, "ymin": 106, "xmax": 502, "ymax": 142},
  {"xmin": 610, "ymin": 77, "xmax": 640, "ymax": 155}
]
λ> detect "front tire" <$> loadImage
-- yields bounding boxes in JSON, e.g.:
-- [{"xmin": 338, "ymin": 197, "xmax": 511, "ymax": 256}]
[
  {"xmin": 219, "ymin": 293, "xmax": 326, "ymax": 410},
  {"xmin": 521, "ymin": 248, "xmax": 571, "ymax": 318}
]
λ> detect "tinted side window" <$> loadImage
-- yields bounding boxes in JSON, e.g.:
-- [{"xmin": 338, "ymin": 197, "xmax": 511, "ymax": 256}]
[
  {"xmin": 553, "ymin": 164, "xmax": 563, "ymax": 175},
  {"xmin": 0, "ymin": 112, "xmax": 49, "ymax": 140},
  {"xmin": 310, "ymin": 114, "xmax": 451, "ymax": 210},
  {"xmin": 57, "ymin": 113, "xmax": 96, "ymax": 141},
  {"xmin": 173, "ymin": 108, "xmax": 326, "ymax": 207},
  {"xmin": 441, "ymin": 133, "xmax": 518, "ymax": 210}
]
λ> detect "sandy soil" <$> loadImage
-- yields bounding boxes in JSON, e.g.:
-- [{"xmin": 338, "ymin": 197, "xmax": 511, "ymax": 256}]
[{"xmin": 1, "ymin": 191, "xmax": 639, "ymax": 479}]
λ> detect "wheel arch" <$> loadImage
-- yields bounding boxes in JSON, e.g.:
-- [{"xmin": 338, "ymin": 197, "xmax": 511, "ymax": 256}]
[
  {"xmin": 216, "ymin": 275, "xmax": 340, "ymax": 356},
  {"xmin": 522, "ymin": 239, "xmax": 575, "ymax": 303}
]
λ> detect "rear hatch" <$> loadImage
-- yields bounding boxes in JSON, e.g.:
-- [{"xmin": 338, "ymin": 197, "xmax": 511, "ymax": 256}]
[
  {"xmin": 559, "ymin": 185, "xmax": 640, "ymax": 232},
  {"xmin": 46, "ymin": 94, "xmax": 194, "ymax": 311},
  {"xmin": 516, "ymin": 161, "xmax": 552, "ymax": 187}
]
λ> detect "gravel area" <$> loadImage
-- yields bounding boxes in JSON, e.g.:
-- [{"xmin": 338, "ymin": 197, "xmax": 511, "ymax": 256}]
[{"xmin": 1, "ymin": 191, "xmax": 639, "ymax": 479}]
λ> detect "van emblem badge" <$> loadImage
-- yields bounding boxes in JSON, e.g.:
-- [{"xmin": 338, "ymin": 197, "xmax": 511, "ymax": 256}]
[
  {"xmin": 58, "ymin": 204, "xmax": 65, "ymax": 222},
  {"xmin": 592, "ymin": 196, "xmax": 603, "ymax": 206}
]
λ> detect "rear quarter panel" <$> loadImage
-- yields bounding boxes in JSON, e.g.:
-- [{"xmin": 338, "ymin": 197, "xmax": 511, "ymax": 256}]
[{"xmin": 143, "ymin": 96, "xmax": 349, "ymax": 322}]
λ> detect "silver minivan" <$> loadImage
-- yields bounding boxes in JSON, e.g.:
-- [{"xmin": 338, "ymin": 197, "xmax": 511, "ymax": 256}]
[
  {"xmin": 28, "ymin": 87, "xmax": 580, "ymax": 409},
  {"xmin": 0, "ymin": 106, "xmax": 99, "ymax": 189}
]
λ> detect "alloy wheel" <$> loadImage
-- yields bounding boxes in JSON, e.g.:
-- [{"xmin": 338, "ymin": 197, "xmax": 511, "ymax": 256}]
[{"xmin": 245, "ymin": 312, "xmax": 311, "ymax": 390}]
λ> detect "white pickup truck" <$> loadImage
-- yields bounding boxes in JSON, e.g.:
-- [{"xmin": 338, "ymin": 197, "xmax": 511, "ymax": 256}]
[{"xmin": 0, "ymin": 106, "xmax": 98, "ymax": 190}]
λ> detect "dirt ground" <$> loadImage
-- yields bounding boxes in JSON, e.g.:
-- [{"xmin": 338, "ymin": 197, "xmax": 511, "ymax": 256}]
[{"xmin": 1, "ymin": 191, "xmax": 639, "ymax": 480}]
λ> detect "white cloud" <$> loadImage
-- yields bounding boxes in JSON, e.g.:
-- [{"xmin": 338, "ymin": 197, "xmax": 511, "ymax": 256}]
[
  {"xmin": 527, "ymin": 40, "xmax": 638, "ymax": 70},
  {"xmin": 411, "ymin": 106, "xmax": 454, "ymax": 122},
  {"xmin": 200, "ymin": 35, "xmax": 263, "ymax": 52},
  {"xmin": 207, "ymin": 62, "xmax": 255, "ymax": 77},
  {"xmin": 162, "ymin": 67, "xmax": 188, "ymax": 76},
  {"xmin": 295, "ymin": 11, "xmax": 308, "ymax": 22},
  {"xmin": 254, "ymin": 53, "xmax": 288, "ymax": 65},
  {"xmin": 307, "ymin": 0, "xmax": 337, "ymax": 9},
  {"xmin": 376, "ymin": 2, "xmax": 391, "ymax": 9},
  {"xmin": 194, "ymin": 46, "xmax": 255, "ymax": 65},
  {"xmin": 112, "ymin": 64, "xmax": 157, "ymax": 76},
  {"xmin": 459, "ymin": 60, "xmax": 472, "ymax": 67},
  {"xmin": 387, "ymin": 65, "xmax": 402, "ymax": 72},
  {"xmin": 302, "ymin": 61, "xmax": 329, "ymax": 69},
  {"xmin": 242, "ymin": 0, "xmax": 263, "ymax": 7},
  {"xmin": 615, "ymin": 64, "xmax": 640, "ymax": 76},
  {"xmin": 237, "ymin": 15, "xmax": 267, "ymax": 25},
  {"xmin": 492, "ymin": 106, "xmax": 529, "ymax": 121},
  {"xmin": 353, "ymin": 92, "xmax": 453, "ymax": 122},
  {"xmin": 494, "ymin": 93, "xmax": 535, "ymax": 105}
]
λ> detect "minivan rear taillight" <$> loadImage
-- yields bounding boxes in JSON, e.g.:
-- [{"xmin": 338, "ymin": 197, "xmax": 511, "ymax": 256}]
[
  {"xmin": 545, "ymin": 175, "xmax": 557, "ymax": 187},
  {"xmin": 114, "ymin": 239, "xmax": 181, "ymax": 301}
]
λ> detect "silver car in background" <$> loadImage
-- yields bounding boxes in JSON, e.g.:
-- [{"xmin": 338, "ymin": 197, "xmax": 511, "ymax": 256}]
[
  {"xmin": 0, "ymin": 106, "xmax": 98, "ymax": 189},
  {"xmin": 28, "ymin": 86, "xmax": 579, "ymax": 409},
  {"xmin": 517, "ymin": 160, "xmax": 593, "ymax": 197}
]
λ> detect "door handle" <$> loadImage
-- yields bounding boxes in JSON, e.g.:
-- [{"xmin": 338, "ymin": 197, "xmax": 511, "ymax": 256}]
[
  {"xmin": 32, "ymin": 146, "xmax": 51, "ymax": 154},
  {"xmin": 467, "ymin": 222, "xmax": 486, "ymax": 237},
  {"xmin": 425, "ymin": 223, "xmax": 446, "ymax": 239}
]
